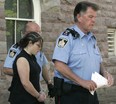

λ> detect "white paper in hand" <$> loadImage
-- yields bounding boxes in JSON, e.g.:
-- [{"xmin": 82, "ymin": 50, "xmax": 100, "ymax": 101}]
[{"xmin": 90, "ymin": 72, "xmax": 108, "ymax": 95}]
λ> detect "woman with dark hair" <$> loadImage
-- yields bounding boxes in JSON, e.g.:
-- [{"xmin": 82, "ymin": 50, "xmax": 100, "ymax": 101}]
[{"xmin": 8, "ymin": 32, "xmax": 46, "ymax": 104}]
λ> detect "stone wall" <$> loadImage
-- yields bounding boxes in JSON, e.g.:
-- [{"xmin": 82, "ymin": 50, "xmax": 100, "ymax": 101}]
[
  {"xmin": 0, "ymin": 0, "xmax": 6, "ymax": 72},
  {"xmin": 0, "ymin": 0, "xmax": 116, "ymax": 104},
  {"xmin": 0, "ymin": 0, "xmax": 9, "ymax": 104}
]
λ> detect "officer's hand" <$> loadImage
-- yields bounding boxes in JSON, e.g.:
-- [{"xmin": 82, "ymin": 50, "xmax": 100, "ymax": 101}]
[
  {"xmin": 47, "ymin": 83, "xmax": 56, "ymax": 98},
  {"xmin": 104, "ymin": 71, "xmax": 114, "ymax": 86},
  {"xmin": 79, "ymin": 79, "xmax": 97, "ymax": 91}
]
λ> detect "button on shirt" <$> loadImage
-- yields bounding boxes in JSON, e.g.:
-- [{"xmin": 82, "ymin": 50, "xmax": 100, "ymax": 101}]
[{"xmin": 52, "ymin": 25, "xmax": 102, "ymax": 84}]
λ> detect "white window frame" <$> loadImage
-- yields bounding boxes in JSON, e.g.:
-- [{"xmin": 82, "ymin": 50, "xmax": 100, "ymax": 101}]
[
  {"xmin": 33, "ymin": 0, "xmax": 41, "ymax": 27},
  {"xmin": 5, "ymin": 0, "xmax": 41, "ymax": 43},
  {"xmin": 107, "ymin": 28, "xmax": 116, "ymax": 56}
]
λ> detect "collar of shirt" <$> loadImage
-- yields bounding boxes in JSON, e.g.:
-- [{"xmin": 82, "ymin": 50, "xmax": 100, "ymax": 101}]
[{"xmin": 70, "ymin": 25, "xmax": 95, "ymax": 41}]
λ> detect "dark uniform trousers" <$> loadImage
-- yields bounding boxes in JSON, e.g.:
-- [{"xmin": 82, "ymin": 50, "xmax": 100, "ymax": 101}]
[
  {"xmin": 10, "ymin": 101, "xmax": 45, "ymax": 104},
  {"xmin": 55, "ymin": 84, "xmax": 99, "ymax": 104}
]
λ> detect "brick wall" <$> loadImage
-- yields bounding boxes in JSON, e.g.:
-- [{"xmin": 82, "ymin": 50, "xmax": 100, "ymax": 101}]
[
  {"xmin": 41, "ymin": 0, "xmax": 116, "ymax": 104},
  {"xmin": 0, "ymin": 0, "xmax": 10, "ymax": 104},
  {"xmin": 0, "ymin": 0, "xmax": 6, "ymax": 74}
]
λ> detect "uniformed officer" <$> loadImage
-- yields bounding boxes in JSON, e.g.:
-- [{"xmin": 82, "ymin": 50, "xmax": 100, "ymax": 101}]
[
  {"xmin": 52, "ymin": 1, "xmax": 114, "ymax": 104},
  {"xmin": 4, "ymin": 44, "xmax": 49, "ymax": 81},
  {"xmin": 3, "ymin": 22, "xmax": 54, "ymax": 97}
]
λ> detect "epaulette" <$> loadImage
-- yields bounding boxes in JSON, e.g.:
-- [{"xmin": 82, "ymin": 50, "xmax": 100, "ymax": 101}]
[
  {"xmin": 92, "ymin": 35, "xmax": 96, "ymax": 40},
  {"xmin": 62, "ymin": 28, "xmax": 80, "ymax": 39},
  {"xmin": 13, "ymin": 43, "xmax": 19, "ymax": 49}
]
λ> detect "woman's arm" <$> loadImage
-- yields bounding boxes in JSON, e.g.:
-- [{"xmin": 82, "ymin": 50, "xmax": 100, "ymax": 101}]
[{"xmin": 17, "ymin": 57, "xmax": 46, "ymax": 101}]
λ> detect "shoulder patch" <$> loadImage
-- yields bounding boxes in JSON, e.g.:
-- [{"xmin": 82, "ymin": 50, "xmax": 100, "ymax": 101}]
[
  {"xmin": 57, "ymin": 38, "xmax": 68, "ymax": 48},
  {"xmin": 9, "ymin": 50, "xmax": 16, "ymax": 58}
]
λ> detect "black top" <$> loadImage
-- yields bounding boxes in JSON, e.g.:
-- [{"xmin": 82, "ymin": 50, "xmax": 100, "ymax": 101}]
[{"xmin": 8, "ymin": 50, "xmax": 41, "ymax": 104}]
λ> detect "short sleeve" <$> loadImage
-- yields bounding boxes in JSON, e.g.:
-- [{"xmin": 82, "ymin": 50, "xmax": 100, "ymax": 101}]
[
  {"xmin": 3, "ymin": 45, "xmax": 21, "ymax": 68},
  {"xmin": 42, "ymin": 53, "xmax": 48, "ymax": 66},
  {"xmin": 52, "ymin": 35, "xmax": 71, "ymax": 64}
]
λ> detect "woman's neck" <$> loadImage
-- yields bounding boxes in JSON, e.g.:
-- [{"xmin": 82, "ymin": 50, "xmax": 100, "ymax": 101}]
[{"xmin": 24, "ymin": 48, "xmax": 32, "ymax": 55}]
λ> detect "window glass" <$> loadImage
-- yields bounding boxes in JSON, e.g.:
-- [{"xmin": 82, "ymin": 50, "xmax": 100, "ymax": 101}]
[
  {"xmin": 5, "ymin": 0, "xmax": 34, "ymax": 51},
  {"xmin": 5, "ymin": 0, "xmax": 17, "ymax": 17},
  {"xmin": 6, "ymin": 20, "xmax": 14, "ymax": 50},
  {"xmin": 16, "ymin": 21, "xmax": 27, "ymax": 42},
  {"xmin": 19, "ymin": 0, "xmax": 33, "ymax": 18}
]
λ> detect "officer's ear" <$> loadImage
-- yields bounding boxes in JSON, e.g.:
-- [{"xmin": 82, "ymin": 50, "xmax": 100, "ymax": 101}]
[{"xmin": 77, "ymin": 14, "xmax": 82, "ymax": 22}]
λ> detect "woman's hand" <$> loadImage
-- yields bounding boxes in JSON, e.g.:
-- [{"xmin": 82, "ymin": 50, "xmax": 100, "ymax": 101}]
[{"xmin": 37, "ymin": 92, "xmax": 46, "ymax": 102}]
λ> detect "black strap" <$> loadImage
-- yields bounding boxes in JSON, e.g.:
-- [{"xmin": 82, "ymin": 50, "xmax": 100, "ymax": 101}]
[{"xmin": 62, "ymin": 28, "xmax": 80, "ymax": 39}]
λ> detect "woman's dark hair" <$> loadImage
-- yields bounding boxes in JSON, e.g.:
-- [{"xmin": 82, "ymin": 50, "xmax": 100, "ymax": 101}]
[
  {"xmin": 74, "ymin": 1, "xmax": 99, "ymax": 22},
  {"xmin": 19, "ymin": 32, "xmax": 43, "ymax": 49}
]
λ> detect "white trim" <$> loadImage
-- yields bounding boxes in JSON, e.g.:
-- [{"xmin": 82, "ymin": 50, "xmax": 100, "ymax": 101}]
[
  {"xmin": 17, "ymin": 0, "xmax": 19, "ymax": 18},
  {"xmin": 32, "ymin": 0, "xmax": 41, "ymax": 27},
  {"xmin": 14, "ymin": 21, "xmax": 17, "ymax": 43},
  {"xmin": 5, "ymin": 17, "xmax": 34, "ymax": 21},
  {"xmin": 114, "ymin": 30, "xmax": 116, "ymax": 55},
  {"xmin": 5, "ymin": 0, "xmax": 41, "ymax": 48},
  {"xmin": 5, "ymin": 0, "xmax": 41, "ymax": 25}
]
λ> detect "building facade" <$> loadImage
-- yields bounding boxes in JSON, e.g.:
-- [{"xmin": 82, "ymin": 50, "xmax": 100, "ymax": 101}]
[{"xmin": 0, "ymin": 0, "xmax": 116, "ymax": 104}]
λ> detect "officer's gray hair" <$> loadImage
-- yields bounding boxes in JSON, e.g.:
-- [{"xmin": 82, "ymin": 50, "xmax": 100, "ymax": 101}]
[{"xmin": 73, "ymin": 1, "xmax": 99, "ymax": 22}]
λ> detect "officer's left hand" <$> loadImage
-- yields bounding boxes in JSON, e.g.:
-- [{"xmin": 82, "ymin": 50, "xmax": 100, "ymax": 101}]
[
  {"xmin": 47, "ymin": 83, "xmax": 56, "ymax": 98},
  {"xmin": 104, "ymin": 71, "xmax": 114, "ymax": 86}
]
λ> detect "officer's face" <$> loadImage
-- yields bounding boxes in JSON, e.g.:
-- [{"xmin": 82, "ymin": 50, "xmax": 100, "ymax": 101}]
[
  {"xmin": 31, "ymin": 25, "xmax": 41, "ymax": 34},
  {"xmin": 77, "ymin": 7, "xmax": 97, "ymax": 33},
  {"xmin": 24, "ymin": 24, "xmax": 41, "ymax": 36}
]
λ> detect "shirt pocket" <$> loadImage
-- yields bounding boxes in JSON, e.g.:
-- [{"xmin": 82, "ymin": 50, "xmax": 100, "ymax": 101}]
[
  {"xmin": 72, "ymin": 49, "xmax": 87, "ymax": 55},
  {"xmin": 94, "ymin": 46, "xmax": 101, "ymax": 55},
  {"xmin": 70, "ymin": 48, "xmax": 87, "ymax": 67},
  {"xmin": 93, "ymin": 46, "xmax": 102, "ymax": 63}
]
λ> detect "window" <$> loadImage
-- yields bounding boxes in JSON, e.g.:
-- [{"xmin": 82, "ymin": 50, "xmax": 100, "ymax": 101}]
[
  {"xmin": 107, "ymin": 28, "xmax": 116, "ymax": 56},
  {"xmin": 5, "ymin": 0, "xmax": 41, "ymax": 51}
]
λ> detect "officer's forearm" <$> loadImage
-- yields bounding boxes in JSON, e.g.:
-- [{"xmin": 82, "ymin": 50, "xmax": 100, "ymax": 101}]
[
  {"xmin": 42, "ymin": 66, "xmax": 51, "ymax": 84},
  {"xmin": 54, "ymin": 60, "xmax": 82, "ymax": 85},
  {"xmin": 100, "ymin": 63, "xmax": 107, "ymax": 77},
  {"xmin": 3, "ymin": 67, "xmax": 13, "ymax": 76}
]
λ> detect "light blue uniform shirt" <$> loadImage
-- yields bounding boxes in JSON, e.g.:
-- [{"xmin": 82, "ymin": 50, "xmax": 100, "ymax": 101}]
[
  {"xmin": 4, "ymin": 43, "xmax": 48, "ymax": 80},
  {"xmin": 36, "ymin": 52, "xmax": 48, "ymax": 80},
  {"xmin": 4, "ymin": 44, "xmax": 21, "ymax": 68},
  {"xmin": 52, "ymin": 25, "xmax": 102, "ymax": 84}
]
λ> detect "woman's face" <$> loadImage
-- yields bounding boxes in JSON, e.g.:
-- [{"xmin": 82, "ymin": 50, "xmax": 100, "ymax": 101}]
[{"xmin": 31, "ymin": 41, "xmax": 42, "ymax": 55}]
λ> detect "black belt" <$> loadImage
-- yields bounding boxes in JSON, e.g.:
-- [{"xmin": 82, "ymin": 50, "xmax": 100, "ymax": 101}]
[
  {"xmin": 54, "ymin": 77, "xmax": 89, "ymax": 95},
  {"xmin": 71, "ymin": 84, "xmax": 89, "ymax": 93}
]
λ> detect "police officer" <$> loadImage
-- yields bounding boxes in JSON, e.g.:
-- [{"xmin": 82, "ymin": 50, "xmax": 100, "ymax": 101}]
[
  {"xmin": 3, "ymin": 22, "xmax": 53, "ymax": 96},
  {"xmin": 52, "ymin": 1, "xmax": 114, "ymax": 104}
]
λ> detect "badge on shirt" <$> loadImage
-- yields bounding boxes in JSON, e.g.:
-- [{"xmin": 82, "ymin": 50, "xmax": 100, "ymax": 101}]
[
  {"xmin": 9, "ymin": 50, "xmax": 16, "ymax": 58},
  {"xmin": 57, "ymin": 38, "xmax": 68, "ymax": 48},
  {"xmin": 62, "ymin": 29, "xmax": 70, "ymax": 36}
]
